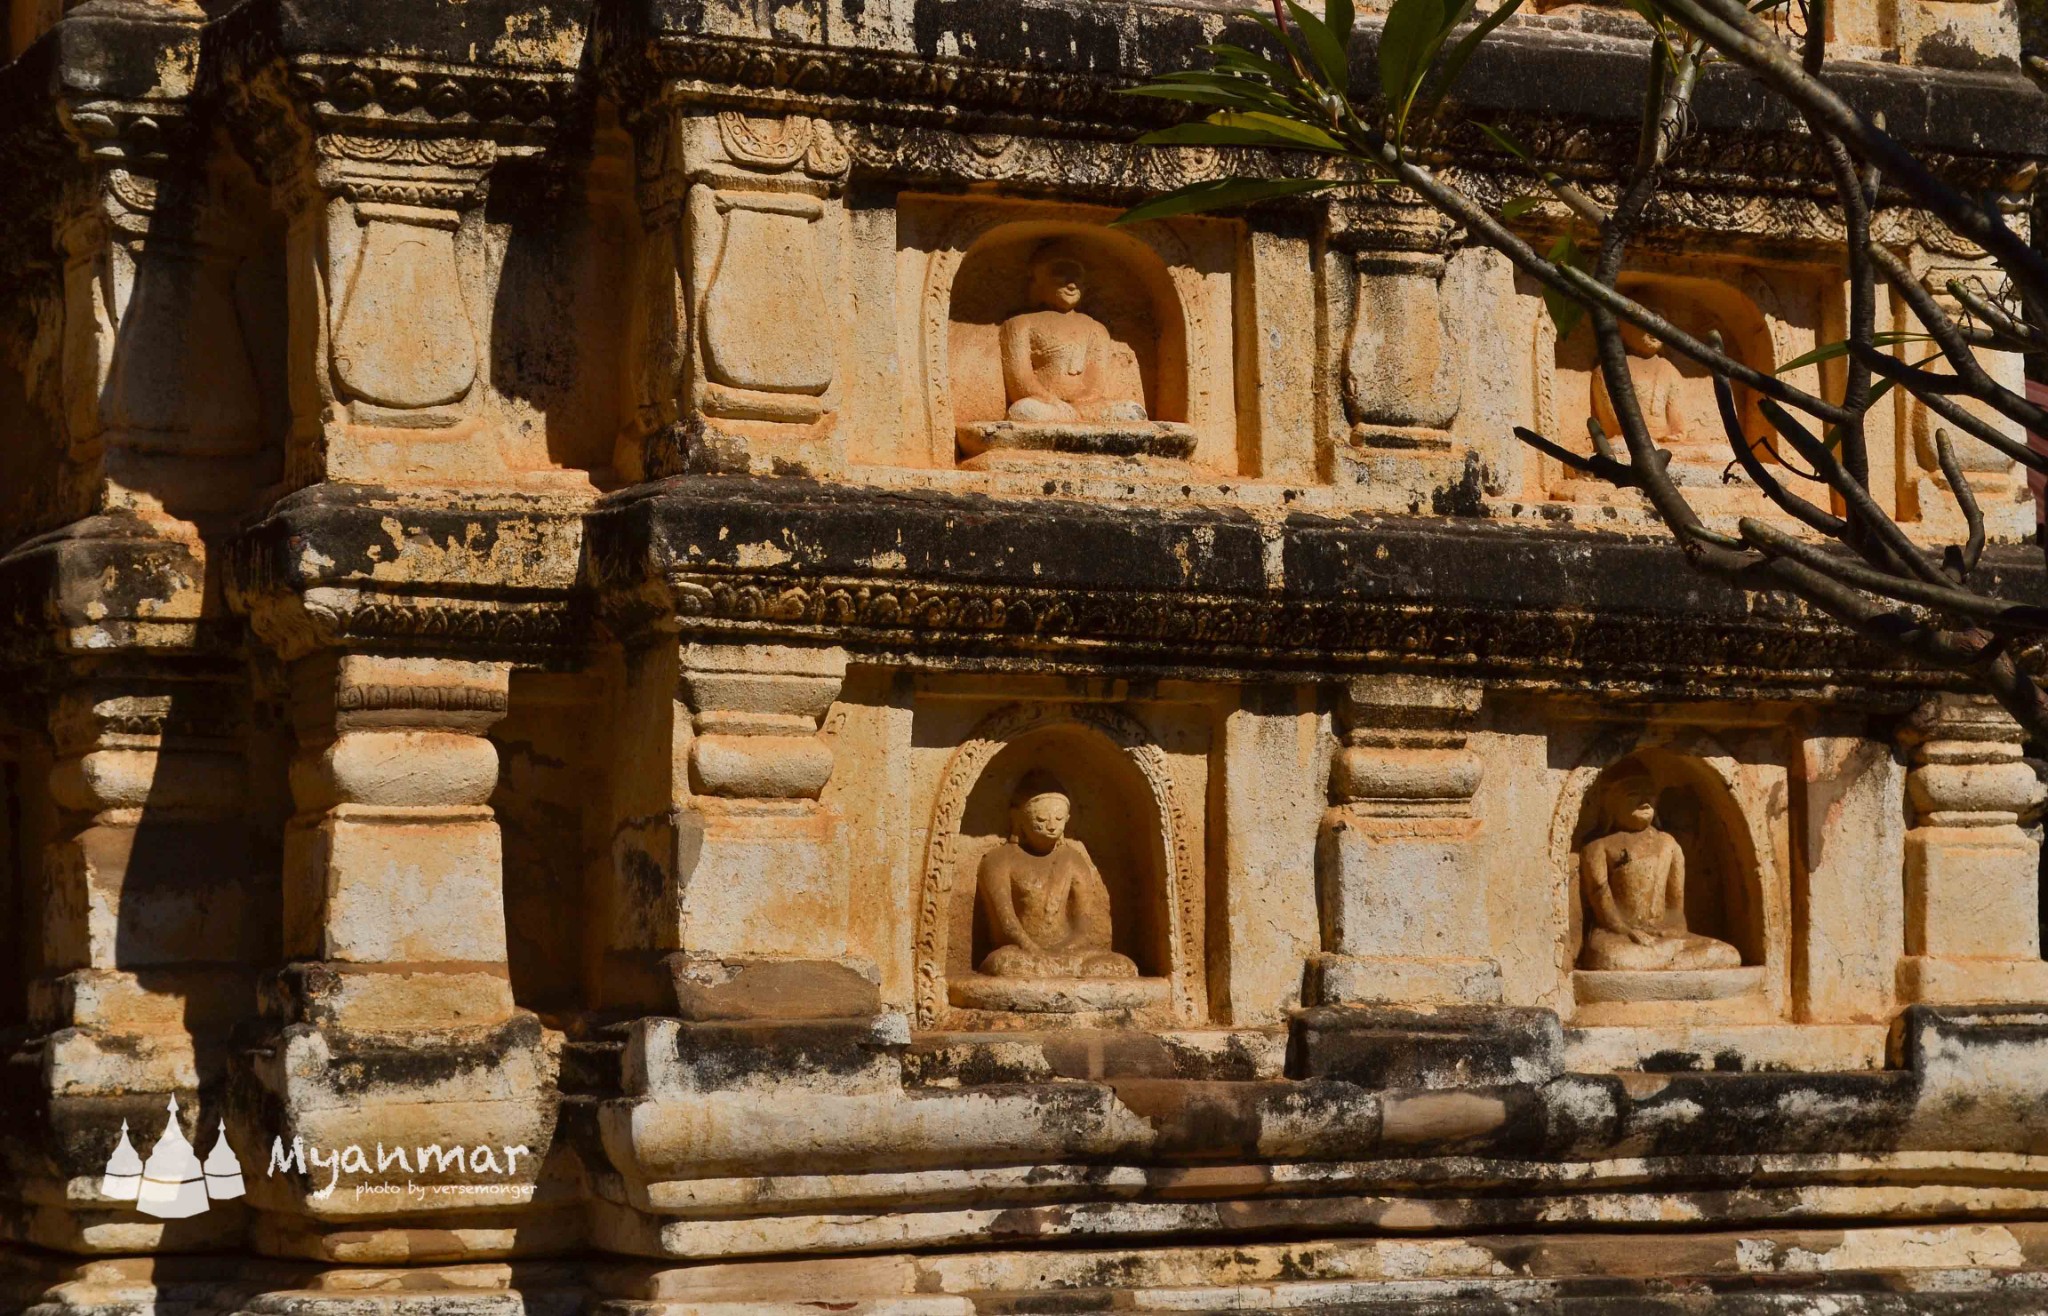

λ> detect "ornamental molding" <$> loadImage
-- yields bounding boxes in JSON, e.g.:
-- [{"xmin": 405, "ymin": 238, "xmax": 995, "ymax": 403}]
[
  {"xmin": 213, "ymin": 42, "xmax": 582, "ymax": 197},
  {"xmin": 282, "ymin": 54, "xmax": 574, "ymax": 138},
  {"xmin": 621, "ymin": 569, "xmax": 1915, "ymax": 695}
]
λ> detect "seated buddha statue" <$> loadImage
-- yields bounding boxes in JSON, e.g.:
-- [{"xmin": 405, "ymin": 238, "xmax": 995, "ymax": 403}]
[
  {"xmin": 1578, "ymin": 764, "xmax": 1742, "ymax": 972},
  {"xmin": 999, "ymin": 243, "xmax": 1149, "ymax": 426},
  {"xmin": 976, "ymin": 770, "xmax": 1139, "ymax": 980},
  {"xmin": 1591, "ymin": 319, "xmax": 1724, "ymax": 450}
]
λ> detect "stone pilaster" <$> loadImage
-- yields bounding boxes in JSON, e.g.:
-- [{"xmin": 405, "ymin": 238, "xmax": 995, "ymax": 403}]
[
  {"xmin": 239, "ymin": 652, "xmax": 557, "ymax": 1238},
  {"xmin": 1896, "ymin": 693, "xmax": 2048, "ymax": 1004},
  {"xmin": 279, "ymin": 654, "xmax": 516, "ymax": 1030},
  {"xmin": 1310, "ymin": 673, "xmax": 1501, "ymax": 1006},
  {"xmin": 221, "ymin": 47, "xmax": 581, "ymax": 490},
  {"xmin": 672, "ymin": 639, "xmax": 870, "ymax": 1019},
  {"xmin": 609, "ymin": 638, "xmax": 872, "ymax": 1022},
  {"xmin": 1328, "ymin": 201, "xmax": 1470, "ymax": 499},
  {"xmin": 16, "ymin": 672, "xmax": 257, "ymax": 1249},
  {"xmin": 623, "ymin": 108, "xmax": 848, "ymax": 478},
  {"xmin": 53, "ymin": 103, "xmax": 271, "ymax": 527}
]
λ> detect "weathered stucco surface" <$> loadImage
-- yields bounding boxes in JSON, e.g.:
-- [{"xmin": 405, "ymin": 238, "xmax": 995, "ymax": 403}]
[{"xmin": 3, "ymin": 0, "xmax": 2048, "ymax": 1310}]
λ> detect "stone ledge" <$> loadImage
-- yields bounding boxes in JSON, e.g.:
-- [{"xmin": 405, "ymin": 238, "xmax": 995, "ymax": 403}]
[
  {"xmin": 945, "ymin": 973, "xmax": 1171, "ymax": 1016},
  {"xmin": 588, "ymin": 476, "xmax": 1985, "ymax": 696},
  {"xmin": 1574, "ymin": 965, "xmax": 1766, "ymax": 1004}
]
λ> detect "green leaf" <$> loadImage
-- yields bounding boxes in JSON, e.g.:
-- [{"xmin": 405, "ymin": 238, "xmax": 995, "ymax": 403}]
[
  {"xmin": 1380, "ymin": 0, "xmax": 1446, "ymax": 128},
  {"xmin": 1287, "ymin": 1, "xmax": 1352, "ymax": 88},
  {"xmin": 1619, "ymin": 0, "xmax": 1665, "ymax": 28},
  {"xmin": 1500, "ymin": 195, "xmax": 1544, "ymax": 219},
  {"xmin": 1248, "ymin": 13, "xmax": 1314, "ymax": 80},
  {"xmin": 1543, "ymin": 230, "xmax": 1586, "ymax": 339},
  {"xmin": 1216, "ymin": 109, "xmax": 1346, "ymax": 150},
  {"xmin": 1206, "ymin": 41, "xmax": 1298, "ymax": 84},
  {"xmin": 1112, "ymin": 176, "xmax": 1345, "ymax": 226},
  {"xmin": 1120, "ymin": 84, "xmax": 1259, "ymax": 105},
  {"xmin": 1120, "ymin": 70, "xmax": 1298, "ymax": 114},
  {"xmin": 1420, "ymin": 0, "xmax": 1525, "ymax": 117},
  {"xmin": 1137, "ymin": 119, "xmax": 1342, "ymax": 152},
  {"xmin": 1772, "ymin": 329, "xmax": 1934, "ymax": 374},
  {"xmin": 1327, "ymin": 0, "xmax": 1357, "ymax": 42}
]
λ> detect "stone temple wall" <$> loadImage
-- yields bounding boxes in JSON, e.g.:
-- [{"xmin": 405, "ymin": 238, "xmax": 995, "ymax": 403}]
[{"xmin": 2, "ymin": 0, "xmax": 2048, "ymax": 1311}]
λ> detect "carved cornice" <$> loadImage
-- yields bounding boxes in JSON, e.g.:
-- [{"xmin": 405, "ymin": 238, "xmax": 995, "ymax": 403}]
[
  {"xmin": 208, "ymin": 1, "xmax": 590, "ymax": 203},
  {"xmin": 631, "ymin": 570, "xmax": 1908, "ymax": 698},
  {"xmin": 619, "ymin": 34, "xmax": 1145, "ymax": 135},
  {"xmin": 601, "ymin": 7, "xmax": 2034, "ymax": 252},
  {"xmin": 842, "ymin": 123, "xmax": 1998, "ymax": 254},
  {"xmin": 225, "ymin": 490, "xmax": 589, "ymax": 665},
  {"xmin": 0, "ymin": 515, "xmax": 219, "ymax": 677},
  {"xmin": 281, "ymin": 54, "xmax": 576, "ymax": 146},
  {"xmin": 581, "ymin": 478, "xmax": 1975, "ymax": 702}
]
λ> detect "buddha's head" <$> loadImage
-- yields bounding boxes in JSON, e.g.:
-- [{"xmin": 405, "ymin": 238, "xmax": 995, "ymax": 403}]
[
  {"xmin": 1618, "ymin": 318, "xmax": 1664, "ymax": 359},
  {"xmin": 1010, "ymin": 769, "xmax": 1072, "ymax": 853},
  {"xmin": 1598, "ymin": 763, "xmax": 1659, "ymax": 834},
  {"xmin": 1027, "ymin": 243, "xmax": 1089, "ymax": 313}
]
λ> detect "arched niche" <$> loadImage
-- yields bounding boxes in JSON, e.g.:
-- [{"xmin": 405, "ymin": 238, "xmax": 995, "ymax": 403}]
[
  {"xmin": 1534, "ymin": 271, "xmax": 1779, "ymax": 494},
  {"xmin": 946, "ymin": 222, "xmax": 1190, "ymax": 431},
  {"xmin": 914, "ymin": 703, "xmax": 1202, "ymax": 1028},
  {"xmin": 1547, "ymin": 734, "xmax": 1785, "ymax": 1020}
]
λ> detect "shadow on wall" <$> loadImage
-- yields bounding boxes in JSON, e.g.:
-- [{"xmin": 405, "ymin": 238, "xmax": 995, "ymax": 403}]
[{"xmin": 487, "ymin": 127, "xmax": 635, "ymax": 484}]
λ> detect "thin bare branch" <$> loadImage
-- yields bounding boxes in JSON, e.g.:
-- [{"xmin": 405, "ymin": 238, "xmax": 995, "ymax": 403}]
[
  {"xmin": 1712, "ymin": 374, "xmax": 1847, "ymax": 535},
  {"xmin": 1933, "ymin": 428, "xmax": 1987, "ymax": 580},
  {"xmin": 1347, "ymin": 128, "xmax": 1859, "ymax": 424},
  {"xmin": 1757, "ymin": 397, "xmax": 1955, "ymax": 586},
  {"xmin": 1653, "ymin": 0, "xmax": 2048, "ymax": 310},
  {"xmin": 1948, "ymin": 279, "xmax": 2043, "ymax": 350},
  {"xmin": 1738, "ymin": 518, "xmax": 2048, "ymax": 628},
  {"xmin": 1867, "ymin": 241, "xmax": 2048, "ymax": 434}
]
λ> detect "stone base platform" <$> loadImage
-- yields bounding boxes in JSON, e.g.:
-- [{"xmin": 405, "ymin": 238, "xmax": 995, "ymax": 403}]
[
  {"xmin": 945, "ymin": 973, "xmax": 1169, "ymax": 1016},
  {"xmin": 15, "ymin": 1222, "xmax": 2048, "ymax": 1314},
  {"xmin": 955, "ymin": 419, "xmax": 1199, "ymax": 460}
]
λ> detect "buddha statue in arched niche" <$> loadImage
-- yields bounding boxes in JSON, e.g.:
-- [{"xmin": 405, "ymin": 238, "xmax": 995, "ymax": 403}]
[
  {"xmin": 976, "ymin": 770, "xmax": 1139, "ymax": 980},
  {"xmin": 1578, "ymin": 763, "xmax": 1742, "ymax": 972},
  {"xmin": 1591, "ymin": 319, "xmax": 1724, "ymax": 450},
  {"xmin": 999, "ymin": 243, "xmax": 1151, "ymax": 426}
]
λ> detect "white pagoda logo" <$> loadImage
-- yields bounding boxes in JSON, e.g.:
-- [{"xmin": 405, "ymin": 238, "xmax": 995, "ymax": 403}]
[{"xmin": 99, "ymin": 1096, "xmax": 245, "ymax": 1218}]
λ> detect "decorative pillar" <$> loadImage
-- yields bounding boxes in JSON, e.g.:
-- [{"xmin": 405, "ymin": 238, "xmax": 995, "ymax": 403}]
[
  {"xmin": 24, "ymin": 673, "xmax": 257, "ymax": 1247},
  {"xmin": 625, "ymin": 108, "xmax": 848, "ymax": 478},
  {"xmin": 239, "ymin": 652, "xmax": 557, "ymax": 1239},
  {"xmin": 53, "ymin": 114, "xmax": 270, "ymax": 525},
  {"xmin": 1902, "ymin": 258, "xmax": 2034, "ymax": 544},
  {"xmin": 279, "ymin": 654, "xmax": 516, "ymax": 1030},
  {"xmin": 223, "ymin": 56, "xmax": 578, "ymax": 490},
  {"xmin": 1328, "ymin": 201, "xmax": 1470, "ymax": 499},
  {"xmin": 1896, "ymin": 693, "xmax": 2048, "ymax": 1004},
  {"xmin": 1310, "ymin": 673, "xmax": 1501, "ymax": 1006},
  {"xmin": 608, "ymin": 638, "xmax": 872, "ymax": 1022}
]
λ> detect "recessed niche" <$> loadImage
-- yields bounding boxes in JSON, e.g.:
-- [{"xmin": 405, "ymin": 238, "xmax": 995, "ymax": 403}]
[
  {"xmin": 1558, "ymin": 745, "xmax": 1778, "ymax": 1024},
  {"xmin": 897, "ymin": 197, "xmax": 1242, "ymax": 473},
  {"xmin": 1529, "ymin": 266, "xmax": 1825, "ymax": 511},
  {"xmin": 914, "ymin": 703, "xmax": 1204, "ymax": 1029},
  {"xmin": 947, "ymin": 225, "xmax": 1194, "ymax": 466}
]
